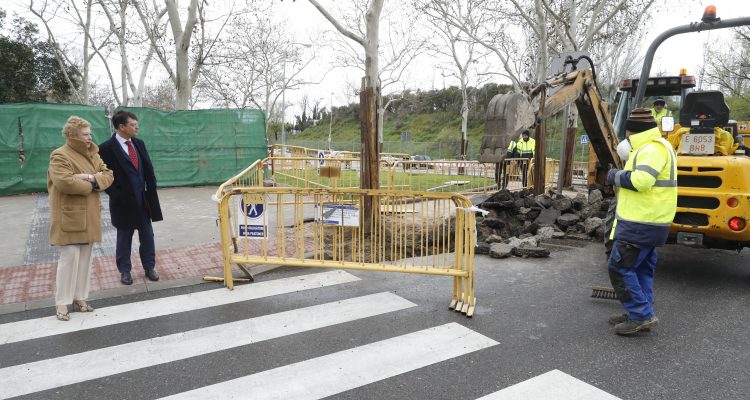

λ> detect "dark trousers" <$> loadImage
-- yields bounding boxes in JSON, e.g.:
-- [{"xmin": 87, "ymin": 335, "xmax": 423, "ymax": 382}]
[
  {"xmin": 116, "ymin": 215, "xmax": 155, "ymax": 273},
  {"xmin": 607, "ymin": 240, "xmax": 656, "ymax": 321}
]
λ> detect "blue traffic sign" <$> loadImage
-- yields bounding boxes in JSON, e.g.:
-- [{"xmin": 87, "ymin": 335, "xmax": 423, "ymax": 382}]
[{"xmin": 581, "ymin": 135, "xmax": 589, "ymax": 145}]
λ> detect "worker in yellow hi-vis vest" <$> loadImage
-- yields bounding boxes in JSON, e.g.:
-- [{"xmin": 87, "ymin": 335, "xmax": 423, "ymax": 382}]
[
  {"xmin": 516, "ymin": 130, "xmax": 535, "ymax": 187},
  {"xmin": 650, "ymin": 98, "xmax": 672, "ymax": 127},
  {"xmin": 605, "ymin": 108, "xmax": 677, "ymax": 336}
]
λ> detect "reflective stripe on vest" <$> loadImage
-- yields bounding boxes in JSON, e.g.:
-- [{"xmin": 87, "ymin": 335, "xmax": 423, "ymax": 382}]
[
  {"xmin": 615, "ymin": 134, "xmax": 677, "ymax": 226},
  {"xmin": 631, "ymin": 138, "xmax": 677, "ymax": 188}
]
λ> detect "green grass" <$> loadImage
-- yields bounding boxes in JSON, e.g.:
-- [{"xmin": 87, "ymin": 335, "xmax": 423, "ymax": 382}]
[
  {"xmin": 272, "ymin": 167, "xmax": 494, "ymax": 193},
  {"xmin": 287, "ymin": 109, "xmax": 594, "ymax": 161}
]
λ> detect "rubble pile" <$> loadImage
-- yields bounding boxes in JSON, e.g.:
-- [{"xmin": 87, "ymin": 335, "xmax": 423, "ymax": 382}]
[{"xmin": 475, "ymin": 188, "xmax": 614, "ymax": 258}]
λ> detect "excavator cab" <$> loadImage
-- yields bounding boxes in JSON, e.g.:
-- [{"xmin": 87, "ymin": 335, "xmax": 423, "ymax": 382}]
[{"xmin": 612, "ymin": 73, "xmax": 696, "ymax": 139}]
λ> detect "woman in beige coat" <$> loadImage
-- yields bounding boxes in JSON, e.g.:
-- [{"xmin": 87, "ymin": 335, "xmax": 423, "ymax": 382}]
[{"xmin": 48, "ymin": 116, "xmax": 113, "ymax": 321}]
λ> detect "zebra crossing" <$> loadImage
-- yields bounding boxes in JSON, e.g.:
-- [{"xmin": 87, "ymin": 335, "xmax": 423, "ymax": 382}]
[{"xmin": 0, "ymin": 270, "xmax": 621, "ymax": 400}]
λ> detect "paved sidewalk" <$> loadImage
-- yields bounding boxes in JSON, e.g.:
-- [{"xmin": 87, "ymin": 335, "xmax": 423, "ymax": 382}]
[{"xmin": 0, "ymin": 186, "xmax": 227, "ymax": 313}]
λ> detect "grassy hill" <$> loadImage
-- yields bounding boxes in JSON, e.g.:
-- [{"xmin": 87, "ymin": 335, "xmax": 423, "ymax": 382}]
[{"xmin": 286, "ymin": 107, "xmax": 577, "ymax": 160}]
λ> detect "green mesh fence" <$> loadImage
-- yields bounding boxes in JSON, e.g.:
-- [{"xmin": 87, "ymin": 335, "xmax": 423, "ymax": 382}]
[
  {"xmin": 0, "ymin": 104, "xmax": 267, "ymax": 196},
  {"xmin": 117, "ymin": 107, "xmax": 267, "ymax": 188},
  {"xmin": 0, "ymin": 103, "xmax": 110, "ymax": 196}
]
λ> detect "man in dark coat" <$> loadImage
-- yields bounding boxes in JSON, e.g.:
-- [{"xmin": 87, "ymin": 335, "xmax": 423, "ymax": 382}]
[{"xmin": 99, "ymin": 110, "xmax": 163, "ymax": 285}]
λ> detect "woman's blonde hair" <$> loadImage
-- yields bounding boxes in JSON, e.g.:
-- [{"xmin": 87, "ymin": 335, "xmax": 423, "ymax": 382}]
[{"xmin": 62, "ymin": 115, "xmax": 91, "ymax": 139}]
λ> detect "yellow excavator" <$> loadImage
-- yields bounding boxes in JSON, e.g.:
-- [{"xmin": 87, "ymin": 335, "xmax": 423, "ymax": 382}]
[
  {"xmin": 479, "ymin": 5, "xmax": 750, "ymax": 252},
  {"xmin": 479, "ymin": 61, "xmax": 622, "ymax": 188}
]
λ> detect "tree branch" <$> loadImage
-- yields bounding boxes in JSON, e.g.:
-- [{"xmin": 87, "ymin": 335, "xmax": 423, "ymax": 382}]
[{"xmin": 307, "ymin": 0, "xmax": 365, "ymax": 46}]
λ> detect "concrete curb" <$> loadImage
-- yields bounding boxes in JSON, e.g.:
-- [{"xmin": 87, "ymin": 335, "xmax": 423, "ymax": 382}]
[
  {"xmin": 0, "ymin": 275, "xmax": 206, "ymax": 316},
  {"xmin": 0, "ymin": 263, "xmax": 285, "ymax": 316}
]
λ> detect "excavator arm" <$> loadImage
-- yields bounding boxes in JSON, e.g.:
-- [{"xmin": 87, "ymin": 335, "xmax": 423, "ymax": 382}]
[
  {"xmin": 479, "ymin": 68, "xmax": 622, "ymax": 189},
  {"xmin": 542, "ymin": 69, "xmax": 621, "ymax": 170}
]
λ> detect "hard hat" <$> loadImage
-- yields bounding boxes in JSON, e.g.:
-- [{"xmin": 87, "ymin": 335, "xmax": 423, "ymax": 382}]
[{"xmin": 653, "ymin": 98, "xmax": 666, "ymax": 106}]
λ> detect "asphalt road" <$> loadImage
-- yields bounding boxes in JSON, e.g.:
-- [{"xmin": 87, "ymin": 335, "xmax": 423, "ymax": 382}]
[{"xmin": 1, "ymin": 240, "xmax": 748, "ymax": 400}]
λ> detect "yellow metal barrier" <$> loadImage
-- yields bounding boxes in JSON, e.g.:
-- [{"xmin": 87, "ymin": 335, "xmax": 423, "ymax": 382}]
[
  {"xmin": 267, "ymin": 144, "xmax": 564, "ymax": 193},
  {"xmin": 216, "ymin": 186, "xmax": 478, "ymax": 316},
  {"xmin": 214, "ymin": 159, "xmax": 265, "ymax": 200},
  {"xmin": 213, "ymin": 151, "xmax": 570, "ymax": 317},
  {"xmin": 269, "ymin": 144, "xmax": 409, "ymax": 163}
]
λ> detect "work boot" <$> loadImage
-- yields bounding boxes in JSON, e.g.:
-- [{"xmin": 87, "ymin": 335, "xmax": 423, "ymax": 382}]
[
  {"xmin": 609, "ymin": 312, "xmax": 650, "ymax": 331},
  {"xmin": 615, "ymin": 316, "xmax": 659, "ymax": 336},
  {"xmin": 608, "ymin": 313, "xmax": 628, "ymax": 325}
]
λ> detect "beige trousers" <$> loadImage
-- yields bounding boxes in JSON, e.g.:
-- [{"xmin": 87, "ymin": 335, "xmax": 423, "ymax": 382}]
[{"xmin": 55, "ymin": 244, "xmax": 93, "ymax": 306}]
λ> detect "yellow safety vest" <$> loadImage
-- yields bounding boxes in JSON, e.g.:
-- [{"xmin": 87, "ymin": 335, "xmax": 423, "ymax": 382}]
[
  {"xmin": 651, "ymin": 108, "xmax": 672, "ymax": 126},
  {"xmin": 611, "ymin": 127, "xmax": 678, "ymax": 246},
  {"xmin": 517, "ymin": 138, "xmax": 535, "ymax": 157}
]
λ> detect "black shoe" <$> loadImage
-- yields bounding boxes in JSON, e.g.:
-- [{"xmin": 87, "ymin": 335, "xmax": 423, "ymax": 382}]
[
  {"xmin": 145, "ymin": 268, "xmax": 159, "ymax": 282},
  {"xmin": 121, "ymin": 272, "xmax": 133, "ymax": 285}
]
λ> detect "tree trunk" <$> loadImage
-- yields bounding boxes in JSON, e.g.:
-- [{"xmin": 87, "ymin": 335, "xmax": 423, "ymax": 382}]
[
  {"xmin": 360, "ymin": 78, "xmax": 379, "ymax": 230},
  {"xmin": 360, "ymin": 0, "xmax": 383, "ymax": 227},
  {"xmin": 174, "ymin": 47, "xmax": 192, "ymax": 109},
  {"xmin": 533, "ymin": 87, "xmax": 548, "ymax": 195},
  {"xmin": 165, "ymin": 0, "xmax": 198, "ymax": 110},
  {"xmin": 377, "ymin": 99, "xmax": 385, "ymax": 153},
  {"xmin": 460, "ymin": 88, "xmax": 469, "ymax": 160},
  {"xmin": 557, "ymin": 105, "xmax": 578, "ymax": 189}
]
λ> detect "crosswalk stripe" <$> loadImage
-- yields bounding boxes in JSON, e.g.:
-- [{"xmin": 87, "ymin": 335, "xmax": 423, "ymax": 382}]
[
  {"xmin": 159, "ymin": 322, "xmax": 499, "ymax": 400},
  {"xmin": 0, "ymin": 292, "xmax": 415, "ymax": 399},
  {"xmin": 475, "ymin": 369, "xmax": 622, "ymax": 400},
  {"xmin": 0, "ymin": 270, "xmax": 360, "ymax": 345}
]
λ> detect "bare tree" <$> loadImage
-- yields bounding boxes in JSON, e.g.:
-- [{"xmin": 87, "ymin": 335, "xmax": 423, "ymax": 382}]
[
  {"xmin": 596, "ymin": 30, "xmax": 645, "ymax": 103},
  {"xmin": 142, "ymin": 78, "xmax": 177, "ymax": 111},
  {"xmin": 420, "ymin": 0, "xmax": 490, "ymax": 161},
  {"xmin": 27, "ymin": 0, "xmax": 165, "ymax": 107},
  {"xmin": 318, "ymin": 0, "xmax": 423, "ymax": 150},
  {"xmin": 28, "ymin": 0, "xmax": 98, "ymax": 103},
  {"xmin": 514, "ymin": 0, "xmax": 656, "ymax": 188},
  {"xmin": 199, "ymin": 11, "xmax": 316, "ymax": 132},
  {"xmin": 424, "ymin": 0, "xmax": 522, "ymax": 89},
  {"xmin": 135, "ymin": 0, "xmax": 238, "ymax": 109},
  {"xmin": 307, "ymin": 0, "xmax": 384, "ymax": 202},
  {"xmin": 97, "ymin": 0, "xmax": 164, "ymax": 107},
  {"xmin": 703, "ymin": 27, "xmax": 750, "ymax": 97}
]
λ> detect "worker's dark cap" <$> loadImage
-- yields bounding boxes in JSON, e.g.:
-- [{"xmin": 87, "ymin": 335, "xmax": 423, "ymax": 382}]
[
  {"xmin": 653, "ymin": 98, "xmax": 666, "ymax": 106},
  {"xmin": 626, "ymin": 107, "xmax": 657, "ymax": 133}
]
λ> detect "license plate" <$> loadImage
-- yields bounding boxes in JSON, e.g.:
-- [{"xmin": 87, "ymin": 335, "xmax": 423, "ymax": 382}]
[
  {"xmin": 681, "ymin": 134, "xmax": 715, "ymax": 155},
  {"xmin": 676, "ymin": 232, "xmax": 703, "ymax": 247}
]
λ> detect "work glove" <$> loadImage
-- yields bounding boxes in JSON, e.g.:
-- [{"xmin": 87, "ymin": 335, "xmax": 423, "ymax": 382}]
[{"xmin": 606, "ymin": 168, "xmax": 620, "ymax": 186}]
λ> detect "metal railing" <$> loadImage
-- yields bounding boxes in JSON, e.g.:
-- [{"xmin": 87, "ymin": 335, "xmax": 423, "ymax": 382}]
[{"xmin": 216, "ymin": 186, "xmax": 478, "ymax": 316}]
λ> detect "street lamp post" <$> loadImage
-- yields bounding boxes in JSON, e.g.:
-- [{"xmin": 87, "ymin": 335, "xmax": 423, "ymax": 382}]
[
  {"xmin": 328, "ymin": 92, "xmax": 333, "ymax": 151},
  {"xmin": 281, "ymin": 63, "xmax": 287, "ymax": 147}
]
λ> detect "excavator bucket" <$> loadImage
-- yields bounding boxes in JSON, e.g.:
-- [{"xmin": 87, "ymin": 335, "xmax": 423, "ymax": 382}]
[{"xmin": 478, "ymin": 92, "xmax": 536, "ymax": 163}]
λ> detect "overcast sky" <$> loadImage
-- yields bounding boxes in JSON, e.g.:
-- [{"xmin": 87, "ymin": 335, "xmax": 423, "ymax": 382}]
[
  {"xmin": 284, "ymin": 0, "xmax": 749, "ymax": 110},
  {"xmin": 3, "ymin": 0, "xmax": 748, "ymax": 116}
]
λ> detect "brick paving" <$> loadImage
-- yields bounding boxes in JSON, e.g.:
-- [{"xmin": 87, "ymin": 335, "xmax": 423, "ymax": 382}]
[
  {"xmin": 1, "ymin": 190, "xmax": 317, "ymax": 308},
  {"xmin": 0, "ymin": 242, "xmax": 224, "ymax": 305}
]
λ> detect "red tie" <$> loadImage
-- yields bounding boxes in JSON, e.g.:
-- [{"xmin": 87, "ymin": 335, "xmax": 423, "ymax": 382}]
[{"xmin": 125, "ymin": 140, "xmax": 139, "ymax": 170}]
